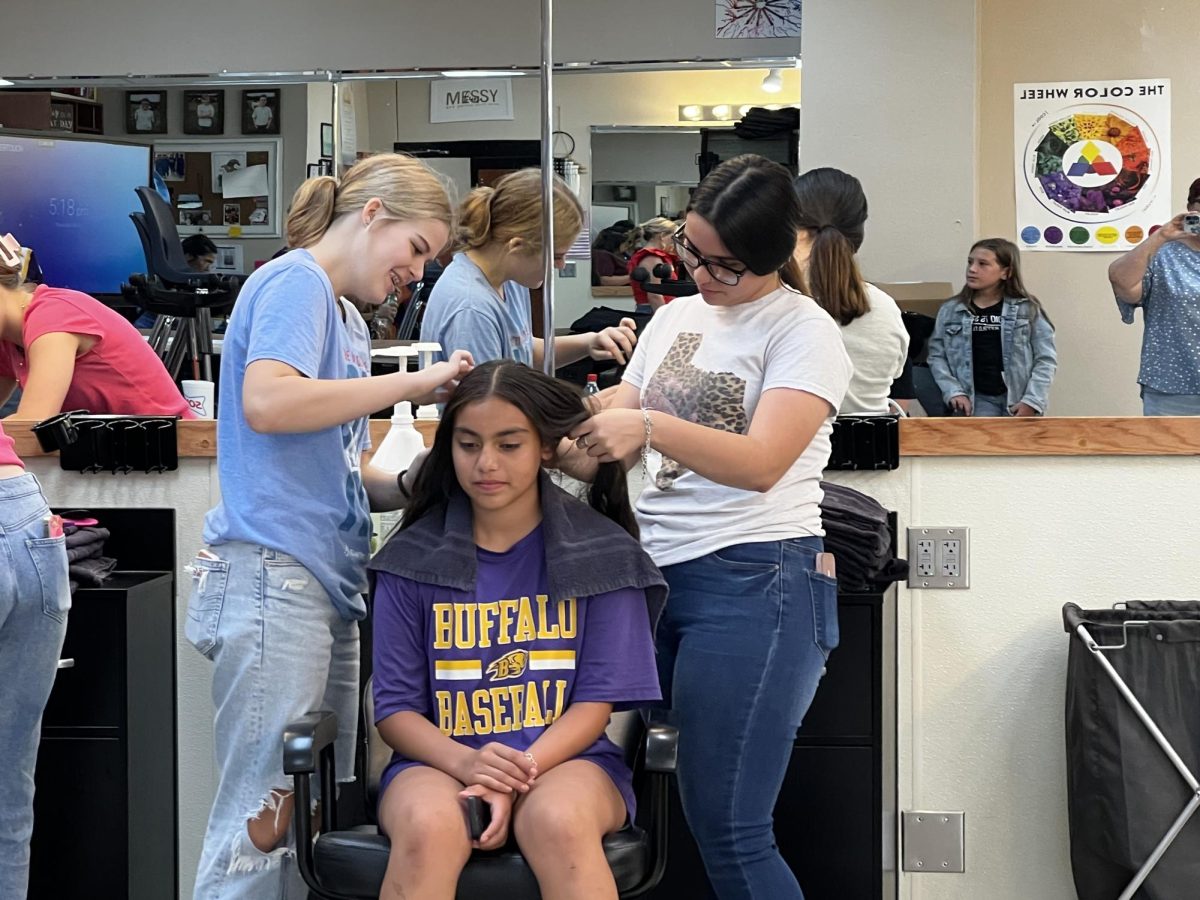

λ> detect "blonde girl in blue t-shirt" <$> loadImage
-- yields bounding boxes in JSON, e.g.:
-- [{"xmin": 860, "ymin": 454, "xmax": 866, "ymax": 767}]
[
  {"xmin": 188, "ymin": 154, "xmax": 472, "ymax": 900},
  {"xmin": 421, "ymin": 168, "xmax": 638, "ymax": 371}
]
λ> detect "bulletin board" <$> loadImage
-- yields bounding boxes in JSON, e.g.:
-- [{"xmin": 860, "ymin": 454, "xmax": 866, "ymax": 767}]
[{"xmin": 151, "ymin": 138, "xmax": 282, "ymax": 238}]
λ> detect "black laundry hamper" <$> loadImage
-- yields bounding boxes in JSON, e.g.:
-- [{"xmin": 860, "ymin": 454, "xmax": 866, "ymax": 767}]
[{"xmin": 1063, "ymin": 601, "xmax": 1200, "ymax": 899}]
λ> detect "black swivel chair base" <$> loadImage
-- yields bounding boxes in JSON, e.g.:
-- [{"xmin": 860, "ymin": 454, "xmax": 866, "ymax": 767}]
[{"xmin": 283, "ymin": 701, "xmax": 677, "ymax": 900}]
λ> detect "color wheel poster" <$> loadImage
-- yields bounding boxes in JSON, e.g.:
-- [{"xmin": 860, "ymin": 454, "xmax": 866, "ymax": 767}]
[{"xmin": 1014, "ymin": 78, "xmax": 1170, "ymax": 252}]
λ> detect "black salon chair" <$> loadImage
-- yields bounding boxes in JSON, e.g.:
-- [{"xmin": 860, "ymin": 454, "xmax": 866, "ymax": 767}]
[
  {"xmin": 283, "ymin": 678, "xmax": 677, "ymax": 899},
  {"xmin": 124, "ymin": 187, "xmax": 240, "ymax": 380}
]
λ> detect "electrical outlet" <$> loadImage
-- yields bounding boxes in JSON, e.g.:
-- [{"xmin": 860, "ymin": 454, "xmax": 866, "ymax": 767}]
[
  {"xmin": 907, "ymin": 527, "xmax": 970, "ymax": 589},
  {"xmin": 939, "ymin": 540, "xmax": 960, "ymax": 577},
  {"xmin": 916, "ymin": 540, "xmax": 935, "ymax": 577}
]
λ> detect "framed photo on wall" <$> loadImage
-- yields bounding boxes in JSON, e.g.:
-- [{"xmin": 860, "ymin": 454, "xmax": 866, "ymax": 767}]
[
  {"xmin": 126, "ymin": 91, "xmax": 166, "ymax": 134},
  {"xmin": 242, "ymin": 89, "xmax": 280, "ymax": 135},
  {"xmin": 184, "ymin": 90, "xmax": 224, "ymax": 135}
]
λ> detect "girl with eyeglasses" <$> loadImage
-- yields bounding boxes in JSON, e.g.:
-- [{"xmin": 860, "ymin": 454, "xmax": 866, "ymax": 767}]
[{"xmin": 567, "ymin": 154, "xmax": 853, "ymax": 898}]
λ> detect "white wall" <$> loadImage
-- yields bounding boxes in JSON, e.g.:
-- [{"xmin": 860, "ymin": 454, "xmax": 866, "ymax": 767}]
[
  {"xmin": 0, "ymin": 0, "xmax": 796, "ymax": 76},
  {"xmin": 306, "ymin": 82, "xmax": 334, "ymax": 165},
  {"xmin": 833, "ymin": 455, "xmax": 1200, "ymax": 899},
  {"xmin": 800, "ymin": 0, "xmax": 977, "ymax": 286}
]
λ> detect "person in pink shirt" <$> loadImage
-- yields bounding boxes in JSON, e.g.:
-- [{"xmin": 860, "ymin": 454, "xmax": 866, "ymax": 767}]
[
  {"xmin": 0, "ymin": 233, "xmax": 194, "ymax": 420},
  {"xmin": 0, "ymin": 419, "xmax": 71, "ymax": 897}
]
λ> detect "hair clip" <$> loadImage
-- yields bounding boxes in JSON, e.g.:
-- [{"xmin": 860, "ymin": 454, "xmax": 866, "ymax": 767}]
[{"xmin": 0, "ymin": 233, "xmax": 23, "ymax": 268}]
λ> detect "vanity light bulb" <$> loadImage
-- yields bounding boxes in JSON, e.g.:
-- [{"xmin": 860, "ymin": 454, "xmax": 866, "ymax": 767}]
[
  {"xmin": 761, "ymin": 68, "xmax": 784, "ymax": 93},
  {"xmin": 711, "ymin": 104, "xmax": 732, "ymax": 119},
  {"xmin": 738, "ymin": 104, "xmax": 752, "ymax": 117},
  {"xmin": 681, "ymin": 105, "xmax": 703, "ymax": 120}
]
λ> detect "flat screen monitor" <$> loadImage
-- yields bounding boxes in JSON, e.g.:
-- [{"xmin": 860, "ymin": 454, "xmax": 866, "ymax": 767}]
[{"xmin": 0, "ymin": 132, "xmax": 150, "ymax": 295}]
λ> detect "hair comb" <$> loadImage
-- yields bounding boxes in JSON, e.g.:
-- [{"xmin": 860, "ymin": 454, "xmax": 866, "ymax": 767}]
[{"xmin": 0, "ymin": 233, "xmax": 23, "ymax": 268}]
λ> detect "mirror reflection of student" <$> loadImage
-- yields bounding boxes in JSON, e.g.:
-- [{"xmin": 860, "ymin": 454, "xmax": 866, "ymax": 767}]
[
  {"xmin": 0, "ymin": 235, "xmax": 194, "ymax": 420},
  {"xmin": 928, "ymin": 238, "xmax": 1056, "ymax": 417},
  {"xmin": 132, "ymin": 234, "xmax": 219, "ymax": 328}
]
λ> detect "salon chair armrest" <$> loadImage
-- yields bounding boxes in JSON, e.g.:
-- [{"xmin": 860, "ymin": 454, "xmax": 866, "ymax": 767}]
[
  {"xmin": 643, "ymin": 724, "xmax": 678, "ymax": 774},
  {"xmin": 283, "ymin": 710, "xmax": 339, "ymax": 775}
]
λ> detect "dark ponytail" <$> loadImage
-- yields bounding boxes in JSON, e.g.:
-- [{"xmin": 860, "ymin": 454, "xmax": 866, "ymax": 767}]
[
  {"xmin": 403, "ymin": 361, "xmax": 638, "ymax": 539},
  {"xmin": 793, "ymin": 168, "xmax": 871, "ymax": 325}
]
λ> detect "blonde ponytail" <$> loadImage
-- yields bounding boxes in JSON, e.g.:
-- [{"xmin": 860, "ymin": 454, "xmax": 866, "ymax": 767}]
[
  {"xmin": 452, "ymin": 168, "xmax": 582, "ymax": 253},
  {"xmin": 456, "ymin": 186, "xmax": 497, "ymax": 251},
  {"xmin": 285, "ymin": 176, "xmax": 339, "ymax": 248}
]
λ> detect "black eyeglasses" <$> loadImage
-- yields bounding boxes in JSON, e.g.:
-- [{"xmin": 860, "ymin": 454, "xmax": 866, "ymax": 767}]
[{"xmin": 671, "ymin": 226, "xmax": 747, "ymax": 286}]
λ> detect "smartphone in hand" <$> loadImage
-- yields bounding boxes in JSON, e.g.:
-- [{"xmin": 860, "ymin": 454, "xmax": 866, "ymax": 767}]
[{"xmin": 1184, "ymin": 213, "xmax": 1200, "ymax": 236}]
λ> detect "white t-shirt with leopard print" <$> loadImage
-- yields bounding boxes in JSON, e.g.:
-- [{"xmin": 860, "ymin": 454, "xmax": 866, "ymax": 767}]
[{"xmin": 623, "ymin": 286, "xmax": 852, "ymax": 567}]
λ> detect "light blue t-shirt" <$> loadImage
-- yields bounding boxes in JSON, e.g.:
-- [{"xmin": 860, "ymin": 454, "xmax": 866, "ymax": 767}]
[
  {"xmin": 420, "ymin": 252, "xmax": 534, "ymax": 366},
  {"xmin": 203, "ymin": 249, "xmax": 373, "ymax": 620},
  {"xmin": 1116, "ymin": 240, "xmax": 1200, "ymax": 394}
]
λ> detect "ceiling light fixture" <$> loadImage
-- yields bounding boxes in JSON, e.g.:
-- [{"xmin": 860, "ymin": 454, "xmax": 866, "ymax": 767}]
[
  {"xmin": 440, "ymin": 70, "xmax": 525, "ymax": 78},
  {"xmin": 761, "ymin": 68, "xmax": 784, "ymax": 93}
]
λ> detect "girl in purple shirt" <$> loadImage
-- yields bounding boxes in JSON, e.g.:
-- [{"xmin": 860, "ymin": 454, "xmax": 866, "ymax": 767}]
[{"xmin": 369, "ymin": 361, "xmax": 663, "ymax": 900}]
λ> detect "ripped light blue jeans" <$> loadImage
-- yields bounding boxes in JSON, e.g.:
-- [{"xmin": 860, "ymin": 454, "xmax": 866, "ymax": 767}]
[
  {"xmin": 187, "ymin": 541, "xmax": 359, "ymax": 900},
  {"xmin": 0, "ymin": 474, "xmax": 70, "ymax": 899}
]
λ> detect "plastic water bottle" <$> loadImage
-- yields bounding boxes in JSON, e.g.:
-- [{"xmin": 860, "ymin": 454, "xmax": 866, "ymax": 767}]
[
  {"xmin": 585, "ymin": 374, "xmax": 600, "ymax": 396},
  {"xmin": 368, "ymin": 401, "xmax": 425, "ymax": 477}
]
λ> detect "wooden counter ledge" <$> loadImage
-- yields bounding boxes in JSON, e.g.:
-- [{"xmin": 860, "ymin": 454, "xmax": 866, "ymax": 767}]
[{"xmin": 5, "ymin": 416, "xmax": 1199, "ymax": 460}]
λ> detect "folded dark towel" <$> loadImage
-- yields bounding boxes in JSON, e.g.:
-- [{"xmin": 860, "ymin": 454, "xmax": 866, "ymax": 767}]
[
  {"xmin": 67, "ymin": 543, "xmax": 105, "ymax": 563},
  {"xmin": 69, "ymin": 555, "xmax": 118, "ymax": 587},
  {"xmin": 64, "ymin": 526, "xmax": 110, "ymax": 551}
]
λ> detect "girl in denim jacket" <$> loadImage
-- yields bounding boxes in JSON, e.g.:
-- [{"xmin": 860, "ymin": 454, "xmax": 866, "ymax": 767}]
[{"xmin": 928, "ymin": 238, "xmax": 1057, "ymax": 416}]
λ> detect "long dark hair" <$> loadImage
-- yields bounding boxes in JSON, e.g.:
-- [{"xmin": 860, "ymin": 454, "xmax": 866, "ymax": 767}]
[
  {"xmin": 956, "ymin": 237, "xmax": 1052, "ymax": 326},
  {"xmin": 402, "ymin": 361, "xmax": 639, "ymax": 538},
  {"xmin": 793, "ymin": 168, "xmax": 870, "ymax": 326},
  {"xmin": 688, "ymin": 154, "xmax": 807, "ymax": 293}
]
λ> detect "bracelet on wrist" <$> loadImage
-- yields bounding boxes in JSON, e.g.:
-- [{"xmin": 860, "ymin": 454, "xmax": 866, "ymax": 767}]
[
  {"xmin": 640, "ymin": 408, "xmax": 654, "ymax": 475},
  {"xmin": 396, "ymin": 469, "xmax": 411, "ymax": 500}
]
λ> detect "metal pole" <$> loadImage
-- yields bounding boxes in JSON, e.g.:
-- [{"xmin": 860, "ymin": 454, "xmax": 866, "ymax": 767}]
[
  {"xmin": 539, "ymin": 0, "xmax": 555, "ymax": 375},
  {"xmin": 331, "ymin": 75, "xmax": 343, "ymax": 177}
]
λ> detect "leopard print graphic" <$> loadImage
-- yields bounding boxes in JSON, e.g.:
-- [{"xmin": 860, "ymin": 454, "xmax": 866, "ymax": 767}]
[{"xmin": 643, "ymin": 332, "xmax": 748, "ymax": 490}]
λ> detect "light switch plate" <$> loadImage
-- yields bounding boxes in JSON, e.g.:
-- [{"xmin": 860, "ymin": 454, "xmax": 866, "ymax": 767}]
[
  {"xmin": 906, "ymin": 527, "xmax": 970, "ymax": 589},
  {"xmin": 902, "ymin": 811, "xmax": 965, "ymax": 873}
]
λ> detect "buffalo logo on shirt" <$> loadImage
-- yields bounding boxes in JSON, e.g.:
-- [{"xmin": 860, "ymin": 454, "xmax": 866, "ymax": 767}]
[{"xmin": 486, "ymin": 648, "xmax": 529, "ymax": 682}]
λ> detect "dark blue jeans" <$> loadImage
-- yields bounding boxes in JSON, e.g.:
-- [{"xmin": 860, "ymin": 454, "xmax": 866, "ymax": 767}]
[{"xmin": 656, "ymin": 537, "xmax": 839, "ymax": 899}]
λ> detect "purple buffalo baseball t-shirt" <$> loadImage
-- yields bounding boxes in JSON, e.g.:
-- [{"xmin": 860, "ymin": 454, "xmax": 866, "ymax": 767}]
[{"xmin": 372, "ymin": 523, "xmax": 661, "ymax": 819}]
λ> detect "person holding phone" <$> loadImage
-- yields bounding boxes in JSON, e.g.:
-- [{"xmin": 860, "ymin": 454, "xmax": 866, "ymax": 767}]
[{"xmin": 1108, "ymin": 179, "xmax": 1200, "ymax": 415}]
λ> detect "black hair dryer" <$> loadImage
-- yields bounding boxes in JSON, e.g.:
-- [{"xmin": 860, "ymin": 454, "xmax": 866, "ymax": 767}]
[{"xmin": 631, "ymin": 264, "xmax": 698, "ymax": 298}]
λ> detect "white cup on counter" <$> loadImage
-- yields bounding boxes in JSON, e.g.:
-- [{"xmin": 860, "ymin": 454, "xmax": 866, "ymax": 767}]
[{"xmin": 182, "ymin": 380, "xmax": 216, "ymax": 419}]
